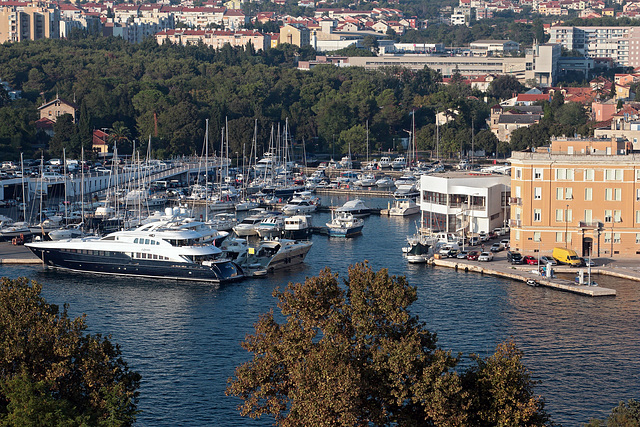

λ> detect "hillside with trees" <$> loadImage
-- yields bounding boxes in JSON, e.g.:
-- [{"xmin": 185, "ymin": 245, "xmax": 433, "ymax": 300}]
[{"xmin": 0, "ymin": 37, "xmax": 589, "ymax": 161}]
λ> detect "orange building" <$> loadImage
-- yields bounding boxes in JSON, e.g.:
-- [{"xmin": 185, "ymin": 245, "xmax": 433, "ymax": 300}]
[{"xmin": 509, "ymin": 150, "xmax": 640, "ymax": 258}]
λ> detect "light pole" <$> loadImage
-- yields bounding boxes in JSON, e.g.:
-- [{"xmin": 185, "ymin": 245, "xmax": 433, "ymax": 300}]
[{"xmin": 565, "ymin": 204, "xmax": 569, "ymax": 248}]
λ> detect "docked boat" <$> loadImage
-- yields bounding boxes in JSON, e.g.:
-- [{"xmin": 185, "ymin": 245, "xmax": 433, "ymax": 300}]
[
  {"xmin": 283, "ymin": 215, "xmax": 312, "ymax": 240},
  {"xmin": 207, "ymin": 213, "xmax": 237, "ymax": 232},
  {"xmin": 336, "ymin": 199, "xmax": 372, "ymax": 217},
  {"xmin": 220, "ymin": 237, "xmax": 313, "ymax": 273},
  {"xmin": 25, "ymin": 225, "xmax": 244, "ymax": 283},
  {"xmin": 388, "ymin": 198, "xmax": 420, "ymax": 216},
  {"xmin": 355, "ymin": 173, "xmax": 377, "ymax": 187},
  {"xmin": 0, "ymin": 216, "xmax": 32, "ymax": 241},
  {"xmin": 281, "ymin": 193, "xmax": 319, "ymax": 215},
  {"xmin": 391, "ymin": 156, "xmax": 407, "ymax": 170},
  {"xmin": 406, "ymin": 242, "xmax": 433, "ymax": 263},
  {"xmin": 232, "ymin": 208, "xmax": 266, "ymax": 237},
  {"xmin": 375, "ymin": 176, "xmax": 394, "ymax": 188},
  {"xmin": 326, "ymin": 212, "xmax": 365, "ymax": 237},
  {"xmin": 255, "ymin": 212, "xmax": 286, "ymax": 238},
  {"xmin": 378, "ymin": 157, "xmax": 392, "ymax": 168}
]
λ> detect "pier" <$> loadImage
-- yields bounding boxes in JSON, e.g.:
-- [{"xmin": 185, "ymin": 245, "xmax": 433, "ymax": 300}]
[{"xmin": 428, "ymin": 257, "xmax": 617, "ymax": 297}]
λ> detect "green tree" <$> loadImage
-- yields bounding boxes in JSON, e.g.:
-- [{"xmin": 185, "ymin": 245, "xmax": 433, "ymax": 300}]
[
  {"xmin": 227, "ymin": 264, "xmax": 551, "ymax": 426},
  {"xmin": 488, "ymin": 75, "xmax": 524, "ymax": 101},
  {"xmin": 0, "ymin": 277, "xmax": 140, "ymax": 425},
  {"xmin": 49, "ymin": 114, "xmax": 78, "ymax": 157},
  {"xmin": 585, "ymin": 399, "xmax": 640, "ymax": 427},
  {"xmin": 362, "ymin": 35, "xmax": 379, "ymax": 54}
]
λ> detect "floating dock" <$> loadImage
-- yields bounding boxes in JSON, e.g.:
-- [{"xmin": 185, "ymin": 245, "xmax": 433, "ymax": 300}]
[{"xmin": 428, "ymin": 258, "xmax": 616, "ymax": 297}]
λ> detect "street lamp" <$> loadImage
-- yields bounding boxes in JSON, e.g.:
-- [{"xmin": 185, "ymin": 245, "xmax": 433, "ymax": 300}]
[{"xmin": 565, "ymin": 204, "xmax": 569, "ymax": 248}]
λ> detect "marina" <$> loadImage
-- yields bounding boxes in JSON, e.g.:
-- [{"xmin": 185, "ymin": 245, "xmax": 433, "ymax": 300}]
[{"xmin": 0, "ymin": 197, "xmax": 637, "ymax": 426}]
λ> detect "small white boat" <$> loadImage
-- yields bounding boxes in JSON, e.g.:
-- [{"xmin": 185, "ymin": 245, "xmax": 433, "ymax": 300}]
[
  {"xmin": 388, "ymin": 199, "xmax": 420, "ymax": 216},
  {"xmin": 391, "ymin": 156, "xmax": 407, "ymax": 170},
  {"xmin": 375, "ymin": 176, "xmax": 394, "ymax": 188},
  {"xmin": 255, "ymin": 213, "xmax": 286, "ymax": 239},
  {"xmin": 378, "ymin": 157, "xmax": 391, "ymax": 168},
  {"xmin": 281, "ymin": 194, "xmax": 318, "ymax": 215},
  {"xmin": 207, "ymin": 213, "xmax": 237, "ymax": 232},
  {"xmin": 235, "ymin": 199, "xmax": 260, "ymax": 212},
  {"xmin": 406, "ymin": 242, "xmax": 432, "ymax": 263},
  {"xmin": 232, "ymin": 208, "xmax": 266, "ymax": 237},
  {"xmin": 283, "ymin": 215, "xmax": 312, "ymax": 240},
  {"xmin": 355, "ymin": 173, "xmax": 377, "ymax": 187},
  {"xmin": 326, "ymin": 212, "xmax": 364, "ymax": 237},
  {"xmin": 336, "ymin": 199, "xmax": 372, "ymax": 217}
]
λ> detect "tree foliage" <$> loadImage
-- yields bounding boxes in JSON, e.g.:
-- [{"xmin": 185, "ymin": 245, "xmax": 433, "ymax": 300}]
[
  {"xmin": 586, "ymin": 399, "xmax": 640, "ymax": 427},
  {"xmin": 0, "ymin": 277, "xmax": 140, "ymax": 426},
  {"xmin": 227, "ymin": 264, "xmax": 550, "ymax": 426}
]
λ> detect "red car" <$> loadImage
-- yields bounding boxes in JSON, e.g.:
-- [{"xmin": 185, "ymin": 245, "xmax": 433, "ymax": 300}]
[
  {"xmin": 523, "ymin": 256, "xmax": 538, "ymax": 265},
  {"xmin": 467, "ymin": 250, "xmax": 480, "ymax": 261}
]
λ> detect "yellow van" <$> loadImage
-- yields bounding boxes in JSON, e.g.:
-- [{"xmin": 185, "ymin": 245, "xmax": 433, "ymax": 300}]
[{"xmin": 552, "ymin": 247, "xmax": 581, "ymax": 266}]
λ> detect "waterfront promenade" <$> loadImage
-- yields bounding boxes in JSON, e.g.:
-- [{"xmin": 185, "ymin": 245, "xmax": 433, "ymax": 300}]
[{"xmin": 1, "ymin": 241, "xmax": 637, "ymax": 297}]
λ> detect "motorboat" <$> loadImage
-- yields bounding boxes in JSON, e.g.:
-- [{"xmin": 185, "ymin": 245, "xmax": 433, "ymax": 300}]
[
  {"xmin": 235, "ymin": 199, "xmax": 260, "ymax": 212},
  {"xmin": 378, "ymin": 157, "xmax": 391, "ymax": 168},
  {"xmin": 375, "ymin": 176, "xmax": 394, "ymax": 188},
  {"xmin": 355, "ymin": 173, "xmax": 377, "ymax": 187},
  {"xmin": 232, "ymin": 209, "xmax": 266, "ymax": 237},
  {"xmin": 246, "ymin": 238, "xmax": 313, "ymax": 272},
  {"xmin": 281, "ymin": 193, "xmax": 319, "ymax": 215},
  {"xmin": 255, "ymin": 212, "xmax": 286, "ymax": 239},
  {"xmin": 0, "ymin": 216, "xmax": 32, "ymax": 241},
  {"xmin": 406, "ymin": 242, "xmax": 433, "ymax": 264},
  {"xmin": 391, "ymin": 156, "xmax": 407, "ymax": 170},
  {"xmin": 25, "ymin": 225, "xmax": 244, "ymax": 283},
  {"xmin": 48, "ymin": 223, "xmax": 89, "ymax": 241},
  {"xmin": 336, "ymin": 199, "xmax": 372, "ymax": 217},
  {"xmin": 283, "ymin": 215, "xmax": 312, "ymax": 240},
  {"xmin": 207, "ymin": 213, "xmax": 237, "ymax": 232},
  {"xmin": 326, "ymin": 212, "xmax": 364, "ymax": 237},
  {"xmin": 220, "ymin": 237, "xmax": 313, "ymax": 273},
  {"xmin": 388, "ymin": 198, "xmax": 420, "ymax": 216}
]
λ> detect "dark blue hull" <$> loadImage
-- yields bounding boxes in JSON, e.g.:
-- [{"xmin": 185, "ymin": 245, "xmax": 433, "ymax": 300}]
[{"xmin": 27, "ymin": 247, "xmax": 243, "ymax": 283}]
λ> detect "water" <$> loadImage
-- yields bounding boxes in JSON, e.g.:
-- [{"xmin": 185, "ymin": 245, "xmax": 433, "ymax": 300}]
[{"xmin": 1, "ymin": 195, "xmax": 638, "ymax": 426}]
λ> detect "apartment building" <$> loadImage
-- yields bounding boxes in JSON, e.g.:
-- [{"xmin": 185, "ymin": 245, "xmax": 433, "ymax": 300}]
[
  {"xmin": 509, "ymin": 147, "xmax": 640, "ymax": 258},
  {"xmin": 0, "ymin": 3, "xmax": 60, "ymax": 42},
  {"xmin": 547, "ymin": 25, "xmax": 640, "ymax": 67}
]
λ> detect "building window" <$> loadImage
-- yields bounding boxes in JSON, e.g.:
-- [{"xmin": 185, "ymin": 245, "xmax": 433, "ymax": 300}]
[
  {"xmin": 614, "ymin": 210, "xmax": 621, "ymax": 222},
  {"xmin": 614, "ymin": 233, "xmax": 621, "ymax": 244},
  {"xmin": 636, "ymin": 233, "xmax": 640, "ymax": 244},
  {"xmin": 605, "ymin": 210, "xmax": 612, "ymax": 222},
  {"xmin": 515, "ymin": 230, "xmax": 520, "ymax": 241},
  {"xmin": 636, "ymin": 169, "xmax": 640, "ymax": 181},
  {"xmin": 555, "ymin": 168, "xmax": 574, "ymax": 180},
  {"xmin": 556, "ymin": 209, "xmax": 564, "ymax": 222},
  {"xmin": 533, "ymin": 231, "xmax": 541, "ymax": 242},
  {"xmin": 585, "ymin": 169, "xmax": 594, "ymax": 181},
  {"xmin": 556, "ymin": 232, "xmax": 563, "ymax": 242},
  {"xmin": 585, "ymin": 188, "xmax": 592, "ymax": 201},
  {"xmin": 534, "ymin": 168, "xmax": 543, "ymax": 180},
  {"xmin": 584, "ymin": 209, "xmax": 592, "ymax": 223},
  {"xmin": 534, "ymin": 187, "xmax": 542, "ymax": 200},
  {"xmin": 636, "ymin": 210, "xmax": 640, "ymax": 223},
  {"xmin": 565, "ymin": 187, "xmax": 573, "ymax": 200},
  {"xmin": 605, "ymin": 169, "xmax": 623, "ymax": 181},
  {"xmin": 515, "ymin": 186, "xmax": 521, "ymax": 198},
  {"xmin": 605, "ymin": 188, "xmax": 612, "ymax": 200},
  {"xmin": 533, "ymin": 209, "xmax": 542, "ymax": 222},
  {"xmin": 515, "ymin": 168, "xmax": 522, "ymax": 179},
  {"xmin": 614, "ymin": 188, "xmax": 621, "ymax": 201},
  {"xmin": 556, "ymin": 187, "xmax": 563, "ymax": 200},
  {"xmin": 604, "ymin": 232, "xmax": 611, "ymax": 243},
  {"xmin": 567, "ymin": 209, "xmax": 572, "ymax": 222}
]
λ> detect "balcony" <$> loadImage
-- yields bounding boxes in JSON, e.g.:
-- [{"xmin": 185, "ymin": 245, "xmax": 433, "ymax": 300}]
[
  {"xmin": 509, "ymin": 219, "xmax": 522, "ymax": 227},
  {"xmin": 579, "ymin": 221, "xmax": 603, "ymax": 230},
  {"xmin": 509, "ymin": 197, "xmax": 521, "ymax": 206}
]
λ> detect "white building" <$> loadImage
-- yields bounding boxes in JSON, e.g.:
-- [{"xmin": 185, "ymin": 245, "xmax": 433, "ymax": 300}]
[{"xmin": 419, "ymin": 172, "xmax": 510, "ymax": 235}]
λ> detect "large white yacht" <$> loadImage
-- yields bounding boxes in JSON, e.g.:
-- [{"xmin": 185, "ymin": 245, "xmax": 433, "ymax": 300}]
[{"xmin": 25, "ymin": 223, "xmax": 243, "ymax": 283}]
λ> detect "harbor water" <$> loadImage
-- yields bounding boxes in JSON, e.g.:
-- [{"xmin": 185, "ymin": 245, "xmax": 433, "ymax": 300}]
[{"xmin": 0, "ymin": 195, "xmax": 638, "ymax": 426}]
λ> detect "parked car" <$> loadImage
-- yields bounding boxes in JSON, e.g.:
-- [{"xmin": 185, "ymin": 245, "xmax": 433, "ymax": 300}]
[
  {"xmin": 490, "ymin": 242, "xmax": 504, "ymax": 252},
  {"xmin": 579, "ymin": 257, "xmax": 596, "ymax": 267},
  {"xmin": 457, "ymin": 251, "xmax": 469, "ymax": 259},
  {"xmin": 468, "ymin": 236, "xmax": 479, "ymax": 246},
  {"xmin": 478, "ymin": 232, "xmax": 488, "ymax": 242},
  {"xmin": 478, "ymin": 251, "xmax": 494, "ymax": 262},
  {"xmin": 467, "ymin": 250, "xmax": 480, "ymax": 261},
  {"xmin": 492, "ymin": 227, "xmax": 505, "ymax": 237},
  {"xmin": 446, "ymin": 249, "xmax": 459, "ymax": 258},
  {"xmin": 539, "ymin": 256, "xmax": 557, "ymax": 266},
  {"xmin": 523, "ymin": 256, "xmax": 538, "ymax": 265},
  {"xmin": 507, "ymin": 251, "xmax": 523, "ymax": 264},
  {"xmin": 500, "ymin": 239, "xmax": 510, "ymax": 249}
]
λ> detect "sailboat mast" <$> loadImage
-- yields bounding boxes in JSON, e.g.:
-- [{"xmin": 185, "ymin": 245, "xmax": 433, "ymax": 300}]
[
  {"xmin": 81, "ymin": 147, "xmax": 85, "ymax": 232},
  {"xmin": 63, "ymin": 148, "xmax": 68, "ymax": 225},
  {"xmin": 205, "ymin": 118, "xmax": 209, "ymax": 222},
  {"xmin": 20, "ymin": 153, "xmax": 25, "ymax": 222}
]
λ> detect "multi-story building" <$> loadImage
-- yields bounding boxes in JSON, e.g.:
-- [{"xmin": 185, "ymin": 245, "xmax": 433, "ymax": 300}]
[
  {"xmin": 155, "ymin": 29, "xmax": 270, "ymax": 51},
  {"xmin": 0, "ymin": 3, "xmax": 60, "ymax": 43},
  {"xmin": 547, "ymin": 25, "xmax": 640, "ymax": 67},
  {"xmin": 419, "ymin": 172, "xmax": 510, "ymax": 236},
  {"xmin": 279, "ymin": 23, "xmax": 310, "ymax": 47},
  {"xmin": 509, "ymin": 145, "xmax": 640, "ymax": 258}
]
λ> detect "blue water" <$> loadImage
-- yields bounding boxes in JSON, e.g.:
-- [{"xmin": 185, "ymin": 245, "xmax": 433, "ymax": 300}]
[{"xmin": 0, "ymin": 195, "xmax": 638, "ymax": 426}]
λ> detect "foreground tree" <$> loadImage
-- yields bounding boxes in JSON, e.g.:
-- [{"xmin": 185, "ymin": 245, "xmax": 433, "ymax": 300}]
[
  {"xmin": 586, "ymin": 399, "xmax": 640, "ymax": 427},
  {"xmin": 227, "ymin": 263, "xmax": 550, "ymax": 426},
  {"xmin": 0, "ymin": 277, "xmax": 140, "ymax": 426}
]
